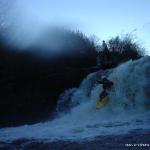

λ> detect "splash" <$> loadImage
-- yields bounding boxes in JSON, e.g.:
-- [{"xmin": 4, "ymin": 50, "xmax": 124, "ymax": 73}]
[{"xmin": 0, "ymin": 57, "xmax": 150, "ymax": 142}]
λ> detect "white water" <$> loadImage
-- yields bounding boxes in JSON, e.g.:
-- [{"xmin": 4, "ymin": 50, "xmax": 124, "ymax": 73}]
[{"xmin": 0, "ymin": 57, "xmax": 150, "ymax": 142}]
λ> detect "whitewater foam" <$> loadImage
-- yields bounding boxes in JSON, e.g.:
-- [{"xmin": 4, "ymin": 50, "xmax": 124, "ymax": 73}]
[{"xmin": 0, "ymin": 57, "xmax": 150, "ymax": 142}]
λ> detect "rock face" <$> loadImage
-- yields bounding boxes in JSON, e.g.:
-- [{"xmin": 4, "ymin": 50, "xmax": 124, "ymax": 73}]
[{"xmin": 0, "ymin": 130, "xmax": 150, "ymax": 150}]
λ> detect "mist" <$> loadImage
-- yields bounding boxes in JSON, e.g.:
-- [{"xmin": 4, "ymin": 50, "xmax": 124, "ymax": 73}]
[
  {"xmin": 0, "ymin": 0, "xmax": 86, "ymax": 56},
  {"xmin": 1, "ymin": 0, "xmax": 150, "ymax": 56}
]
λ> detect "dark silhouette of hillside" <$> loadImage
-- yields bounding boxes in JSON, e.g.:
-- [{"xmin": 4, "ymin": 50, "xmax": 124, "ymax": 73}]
[
  {"xmin": 0, "ymin": 30, "xmax": 98, "ymax": 127},
  {"xmin": 0, "ymin": 30, "xmax": 144, "ymax": 127}
]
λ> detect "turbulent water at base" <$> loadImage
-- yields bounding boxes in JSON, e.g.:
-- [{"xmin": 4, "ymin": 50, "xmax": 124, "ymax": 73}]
[{"xmin": 0, "ymin": 57, "xmax": 150, "ymax": 142}]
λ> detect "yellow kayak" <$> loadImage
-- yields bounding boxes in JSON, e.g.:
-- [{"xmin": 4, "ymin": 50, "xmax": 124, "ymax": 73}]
[{"xmin": 96, "ymin": 96, "xmax": 109, "ymax": 109}]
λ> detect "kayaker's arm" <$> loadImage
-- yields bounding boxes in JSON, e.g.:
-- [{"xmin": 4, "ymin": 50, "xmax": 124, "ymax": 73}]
[
  {"xmin": 97, "ymin": 80, "xmax": 104, "ymax": 84},
  {"xmin": 97, "ymin": 79, "xmax": 114, "ymax": 86}
]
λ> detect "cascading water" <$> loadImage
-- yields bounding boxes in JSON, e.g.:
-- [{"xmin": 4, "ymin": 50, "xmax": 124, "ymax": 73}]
[{"xmin": 0, "ymin": 56, "xmax": 150, "ymax": 142}]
